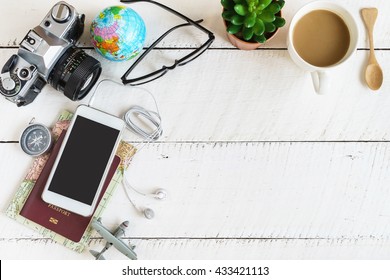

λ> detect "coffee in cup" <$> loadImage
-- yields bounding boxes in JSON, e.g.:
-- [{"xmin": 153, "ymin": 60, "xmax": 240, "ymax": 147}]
[{"xmin": 287, "ymin": 1, "xmax": 359, "ymax": 94}]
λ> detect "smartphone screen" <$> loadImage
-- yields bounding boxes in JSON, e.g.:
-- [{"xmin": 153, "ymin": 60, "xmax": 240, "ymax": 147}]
[{"xmin": 47, "ymin": 115, "xmax": 120, "ymax": 205}]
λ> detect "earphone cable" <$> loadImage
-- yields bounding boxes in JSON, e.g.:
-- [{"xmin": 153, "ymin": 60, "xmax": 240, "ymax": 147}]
[
  {"xmin": 88, "ymin": 78, "xmax": 163, "ymax": 217},
  {"xmin": 124, "ymin": 106, "xmax": 163, "ymax": 141},
  {"xmin": 88, "ymin": 78, "xmax": 163, "ymax": 142},
  {"xmin": 122, "ymin": 178, "xmax": 142, "ymax": 211},
  {"xmin": 123, "ymin": 173, "xmax": 148, "ymax": 197}
]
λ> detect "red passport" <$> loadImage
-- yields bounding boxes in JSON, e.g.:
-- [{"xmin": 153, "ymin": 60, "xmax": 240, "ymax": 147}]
[{"xmin": 20, "ymin": 131, "xmax": 120, "ymax": 242}]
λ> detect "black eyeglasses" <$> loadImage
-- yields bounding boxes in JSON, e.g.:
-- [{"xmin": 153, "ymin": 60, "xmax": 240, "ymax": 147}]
[{"xmin": 120, "ymin": 0, "xmax": 215, "ymax": 86}]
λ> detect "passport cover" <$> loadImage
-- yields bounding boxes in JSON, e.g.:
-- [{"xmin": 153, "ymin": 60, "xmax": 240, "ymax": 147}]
[{"xmin": 20, "ymin": 130, "xmax": 121, "ymax": 243}]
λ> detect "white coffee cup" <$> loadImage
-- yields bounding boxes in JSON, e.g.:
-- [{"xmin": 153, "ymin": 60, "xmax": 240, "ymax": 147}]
[{"xmin": 287, "ymin": 1, "xmax": 359, "ymax": 94}]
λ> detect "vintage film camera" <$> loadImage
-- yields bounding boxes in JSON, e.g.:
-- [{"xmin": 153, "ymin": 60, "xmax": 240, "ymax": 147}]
[{"xmin": 0, "ymin": 1, "xmax": 102, "ymax": 106}]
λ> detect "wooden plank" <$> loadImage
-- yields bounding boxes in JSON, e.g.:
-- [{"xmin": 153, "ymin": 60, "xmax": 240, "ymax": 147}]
[
  {"xmin": 1, "ymin": 237, "xmax": 390, "ymax": 259},
  {"xmin": 0, "ymin": 49, "xmax": 389, "ymax": 142},
  {"xmin": 0, "ymin": 0, "xmax": 389, "ymax": 49},
  {"xmin": 2, "ymin": 142, "xmax": 390, "ymax": 239},
  {"xmin": 1, "ymin": 0, "xmax": 390, "ymax": 261}
]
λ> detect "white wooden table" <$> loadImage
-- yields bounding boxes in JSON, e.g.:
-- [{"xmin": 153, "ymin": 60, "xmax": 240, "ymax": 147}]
[{"xmin": 1, "ymin": 0, "xmax": 390, "ymax": 260}]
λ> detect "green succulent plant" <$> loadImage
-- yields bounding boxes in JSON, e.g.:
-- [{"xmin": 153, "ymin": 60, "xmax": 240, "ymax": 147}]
[{"xmin": 222, "ymin": 0, "xmax": 286, "ymax": 43}]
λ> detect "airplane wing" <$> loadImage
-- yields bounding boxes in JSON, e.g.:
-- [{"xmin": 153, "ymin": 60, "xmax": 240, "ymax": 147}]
[
  {"xmin": 89, "ymin": 250, "xmax": 106, "ymax": 260},
  {"xmin": 91, "ymin": 218, "xmax": 138, "ymax": 260}
]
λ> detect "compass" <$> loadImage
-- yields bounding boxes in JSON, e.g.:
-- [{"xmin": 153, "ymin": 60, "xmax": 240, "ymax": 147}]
[{"xmin": 20, "ymin": 123, "xmax": 53, "ymax": 156}]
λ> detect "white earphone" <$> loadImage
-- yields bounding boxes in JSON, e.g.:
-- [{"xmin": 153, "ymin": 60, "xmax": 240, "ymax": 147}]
[
  {"xmin": 149, "ymin": 188, "xmax": 168, "ymax": 200},
  {"xmin": 122, "ymin": 176, "xmax": 167, "ymax": 219},
  {"xmin": 134, "ymin": 188, "xmax": 168, "ymax": 220},
  {"xmin": 88, "ymin": 79, "xmax": 166, "ymax": 219}
]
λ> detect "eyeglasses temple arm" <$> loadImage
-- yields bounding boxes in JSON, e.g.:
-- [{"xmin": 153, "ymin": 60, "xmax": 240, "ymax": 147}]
[{"xmin": 120, "ymin": 0, "xmax": 214, "ymax": 38}]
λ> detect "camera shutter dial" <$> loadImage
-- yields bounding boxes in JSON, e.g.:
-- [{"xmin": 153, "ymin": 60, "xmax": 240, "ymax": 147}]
[
  {"xmin": 51, "ymin": 3, "xmax": 71, "ymax": 23},
  {"xmin": 0, "ymin": 73, "xmax": 21, "ymax": 97},
  {"xmin": 1, "ymin": 74, "xmax": 16, "ymax": 90}
]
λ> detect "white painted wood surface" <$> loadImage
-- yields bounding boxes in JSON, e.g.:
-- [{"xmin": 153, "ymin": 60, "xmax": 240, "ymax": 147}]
[{"xmin": 1, "ymin": 0, "xmax": 390, "ymax": 259}]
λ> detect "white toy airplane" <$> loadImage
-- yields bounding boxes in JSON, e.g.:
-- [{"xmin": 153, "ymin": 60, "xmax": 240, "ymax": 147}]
[{"xmin": 89, "ymin": 218, "xmax": 137, "ymax": 260}]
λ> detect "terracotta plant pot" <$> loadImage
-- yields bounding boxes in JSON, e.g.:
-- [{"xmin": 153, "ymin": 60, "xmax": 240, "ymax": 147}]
[
  {"xmin": 225, "ymin": 31, "xmax": 261, "ymax": 50},
  {"xmin": 225, "ymin": 25, "xmax": 280, "ymax": 50}
]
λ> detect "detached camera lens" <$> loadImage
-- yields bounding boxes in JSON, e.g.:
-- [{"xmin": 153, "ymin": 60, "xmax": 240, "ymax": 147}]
[{"xmin": 48, "ymin": 46, "xmax": 101, "ymax": 101}]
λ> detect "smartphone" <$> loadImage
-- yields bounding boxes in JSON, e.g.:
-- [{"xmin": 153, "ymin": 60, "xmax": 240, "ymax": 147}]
[{"xmin": 42, "ymin": 105, "xmax": 124, "ymax": 217}]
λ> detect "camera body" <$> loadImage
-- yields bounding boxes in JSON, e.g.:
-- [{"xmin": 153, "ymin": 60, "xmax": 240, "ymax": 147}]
[{"xmin": 0, "ymin": 1, "xmax": 101, "ymax": 106}]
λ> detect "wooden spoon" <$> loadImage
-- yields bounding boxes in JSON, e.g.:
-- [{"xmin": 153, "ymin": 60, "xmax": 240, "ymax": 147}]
[{"xmin": 361, "ymin": 8, "xmax": 383, "ymax": 90}]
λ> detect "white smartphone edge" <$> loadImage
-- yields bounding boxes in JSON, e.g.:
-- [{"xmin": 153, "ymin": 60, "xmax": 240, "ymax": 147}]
[{"xmin": 41, "ymin": 105, "xmax": 124, "ymax": 217}]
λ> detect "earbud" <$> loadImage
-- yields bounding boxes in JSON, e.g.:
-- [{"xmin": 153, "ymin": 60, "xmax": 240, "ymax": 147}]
[
  {"xmin": 132, "ymin": 189, "xmax": 167, "ymax": 219},
  {"xmin": 135, "ymin": 187, "xmax": 168, "ymax": 200},
  {"xmin": 128, "ymin": 204, "xmax": 155, "ymax": 219},
  {"xmin": 142, "ymin": 208, "xmax": 155, "ymax": 219},
  {"xmin": 125, "ymin": 194, "xmax": 157, "ymax": 220},
  {"xmin": 151, "ymin": 188, "xmax": 168, "ymax": 200},
  {"xmin": 122, "ymin": 177, "xmax": 167, "ymax": 220}
]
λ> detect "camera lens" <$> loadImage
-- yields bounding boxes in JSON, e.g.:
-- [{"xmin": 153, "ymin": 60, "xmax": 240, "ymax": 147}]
[{"xmin": 48, "ymin": 46, "xmax": 101, "ymax": 101}]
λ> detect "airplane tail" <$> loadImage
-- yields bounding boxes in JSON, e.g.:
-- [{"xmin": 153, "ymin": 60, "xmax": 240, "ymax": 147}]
[{"xmin": 89, "ymin": 250, "xmax": 106, "ymax": 260}]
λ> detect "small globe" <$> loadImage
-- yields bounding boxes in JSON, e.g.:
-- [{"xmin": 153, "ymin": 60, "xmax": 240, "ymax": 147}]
[{"xmin": 90, "ymin": 6, "xmax": 146, "ymax": 61}]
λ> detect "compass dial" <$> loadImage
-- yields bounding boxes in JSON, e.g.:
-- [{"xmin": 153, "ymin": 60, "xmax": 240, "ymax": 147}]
[{"xmin": 20, "ymin": 124, "xmax": 53, "ymax": 156}]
